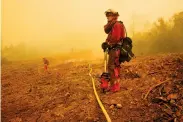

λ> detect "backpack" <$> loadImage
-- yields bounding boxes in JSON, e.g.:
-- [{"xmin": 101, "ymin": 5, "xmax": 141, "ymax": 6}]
[{"xmin": 118, "ymin": 21, "xmax": 134, "ymax": 63}]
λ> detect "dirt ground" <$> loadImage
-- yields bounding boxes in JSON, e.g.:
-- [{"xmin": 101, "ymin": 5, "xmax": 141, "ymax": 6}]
[{"xmin": 1, "ymin": 53, "xmax": 183, "ymax": 122}]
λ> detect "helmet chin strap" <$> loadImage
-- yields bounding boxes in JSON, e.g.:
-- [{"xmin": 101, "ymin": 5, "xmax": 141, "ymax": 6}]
[{"xmin": 108, "ymin": 18, "xmax": 117, "ymax": 22}]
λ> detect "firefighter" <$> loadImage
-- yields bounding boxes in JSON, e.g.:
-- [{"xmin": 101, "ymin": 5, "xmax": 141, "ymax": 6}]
[
  {"xmin": 103, "ymin": 9, "xmax": 126, "ymax": 92},
  {"xmin": 43, "ymin": 58, "xmax": 49, "ymax": 72}
]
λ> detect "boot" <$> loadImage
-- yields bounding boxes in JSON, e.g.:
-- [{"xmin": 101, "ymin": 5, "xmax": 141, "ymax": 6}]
[{"xmin": 110, "ymin": 82, "xmax": 120, "ymax": 92}]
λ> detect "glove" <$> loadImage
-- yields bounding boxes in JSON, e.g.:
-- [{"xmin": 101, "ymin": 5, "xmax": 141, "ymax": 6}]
[{"xmin": 101, "ymin": 42, "xmax": 109, "ymax": 52}]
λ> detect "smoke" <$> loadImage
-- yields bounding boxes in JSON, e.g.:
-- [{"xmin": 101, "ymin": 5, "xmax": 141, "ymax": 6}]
[
  {"xmin": 132, "ymin": 11, "xmax": 183, "ymax": 56},
  {"xmin": 2, "ymin": 0, "xmax": 183, "ymax": 61}
]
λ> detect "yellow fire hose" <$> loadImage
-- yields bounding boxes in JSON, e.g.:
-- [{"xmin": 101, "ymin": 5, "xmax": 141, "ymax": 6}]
[{"xmin": 88, "ymin": 49, "xmax": 111, "ymax": 122}]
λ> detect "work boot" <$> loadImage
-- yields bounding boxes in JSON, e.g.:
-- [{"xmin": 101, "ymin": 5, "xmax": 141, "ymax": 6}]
[
  {"xmin": 100, "ymin": 72, "xmax": 110, "ymax": 93},
  {"xmin": 100, "ymin": 79, "xmax": 109, "ymax": 92},
  {"xmin": 100, "ymin": 81, "xmax": 108, "ymax": 89},
  {"xmin": 110, "ymin": 82, "xmax": 120, "ymax": 92}
]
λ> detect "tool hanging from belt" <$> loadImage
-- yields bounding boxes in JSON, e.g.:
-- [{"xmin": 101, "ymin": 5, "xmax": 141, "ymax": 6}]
[{"xmin": 100, "ymin": 48, "xmax": 110, "ymax": 92}]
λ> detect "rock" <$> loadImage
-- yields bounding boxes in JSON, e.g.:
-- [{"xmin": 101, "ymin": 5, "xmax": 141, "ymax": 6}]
[
  {"xmin": 167, "ymin": 93, "xmax": 178, "ymax": 100},
  {"xmin": 65, "ymin": 92, "xmax": 70, "ymax": 97},
  {"xmin": 116, "ymin": 104, "xmax": 122, "ymax": 109},
  {"xmin": 152, "ymin": 77, "xmax": 156, "ymax": 81},
  {"xmin": 94, "ymin": 117, "xmax": 99, "ymax": 122},
  {"xmin": 111, "ymin": 111, "xmax": 115, "ymax": 115},
  {"xmin": 110, "ymin": 105, "xmax": 114, "ymax": 109}
]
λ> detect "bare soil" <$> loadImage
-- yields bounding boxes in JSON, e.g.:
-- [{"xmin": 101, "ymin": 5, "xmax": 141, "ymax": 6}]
[{"xmin": 2, "ymin": 53, "xmax": 183, "ymax": 122}]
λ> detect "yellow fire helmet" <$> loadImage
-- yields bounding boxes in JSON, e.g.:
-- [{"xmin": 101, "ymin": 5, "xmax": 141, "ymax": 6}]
[{"xmin": 105, "ymin": 9, "xmax": 119, "ymax": 16}]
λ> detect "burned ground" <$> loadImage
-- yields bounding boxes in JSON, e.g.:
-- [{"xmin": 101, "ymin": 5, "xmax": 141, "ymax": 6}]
[{"xmin": 1, "ymin": 53, "xmax": 183, "ymax": 122}]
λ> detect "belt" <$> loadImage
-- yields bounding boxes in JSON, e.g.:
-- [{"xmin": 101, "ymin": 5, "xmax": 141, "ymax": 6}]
[{"xmin": 108, "ymin": 43, "xmax": 122, "ymax": 50}]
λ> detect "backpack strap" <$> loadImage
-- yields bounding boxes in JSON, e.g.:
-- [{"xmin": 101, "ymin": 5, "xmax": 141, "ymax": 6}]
[{"xmin": 118, "ymin": 21, "xmax": 127, "ymax": 37}]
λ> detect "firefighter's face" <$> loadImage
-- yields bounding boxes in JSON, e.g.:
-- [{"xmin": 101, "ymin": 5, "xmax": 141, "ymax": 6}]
[
  {"xmin": 106, "ymin": 13, "xmax": 115, "ymax": 21},
  {"xmin": 107, "ymin": 15, "xmax": 113, "ymax": 21}
]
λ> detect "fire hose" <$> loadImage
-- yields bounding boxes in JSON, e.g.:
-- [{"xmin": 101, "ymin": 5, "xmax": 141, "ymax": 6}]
[{"xmin": 88, "ymin": 49, "xmax": 111, "ymax": 122}]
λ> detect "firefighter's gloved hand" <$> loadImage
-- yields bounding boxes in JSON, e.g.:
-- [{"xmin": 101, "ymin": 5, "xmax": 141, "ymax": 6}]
[{"xmin": 101, "ymin": 42, "xmax": 109, "ymax": 52}]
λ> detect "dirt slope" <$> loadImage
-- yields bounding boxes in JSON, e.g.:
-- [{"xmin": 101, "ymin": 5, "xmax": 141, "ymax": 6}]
[{"xmin": 2, "ymin": 53, "xmax": 183, "ymax": 122}]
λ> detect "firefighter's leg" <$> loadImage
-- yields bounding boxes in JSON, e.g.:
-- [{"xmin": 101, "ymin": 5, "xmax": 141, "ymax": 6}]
[
  {"xmin": 44, "ymin": 64, "xmax": 47, "ymax": 70},
  {"xmin": 108, "ymin": 48, "xmax": 121, "ymax": 92},
  {"xmin": 44, "ymin": 64, "xmax": 49, "ymax": 73},
  {"xmin": 108, "ymin": 49, "xmax": 116, "ymax": 86},
  {"xmin": 113, "ymin": 48, "xmax": 121, "ymax": 92}
]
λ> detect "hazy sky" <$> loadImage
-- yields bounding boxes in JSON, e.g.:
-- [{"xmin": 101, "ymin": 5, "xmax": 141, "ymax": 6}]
[{"xmin": 2, "ymin": 0, "xmax": 183, "ymax": 52}]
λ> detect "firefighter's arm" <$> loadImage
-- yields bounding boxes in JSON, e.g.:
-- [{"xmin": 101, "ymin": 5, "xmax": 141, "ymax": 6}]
[
  {"xmin": 104, "ymin": 21, "xmax": 116, "ymax": 34},
  {"xmin": 104, "ymin": 23, "xmax": 112, "ymax": 34}
]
